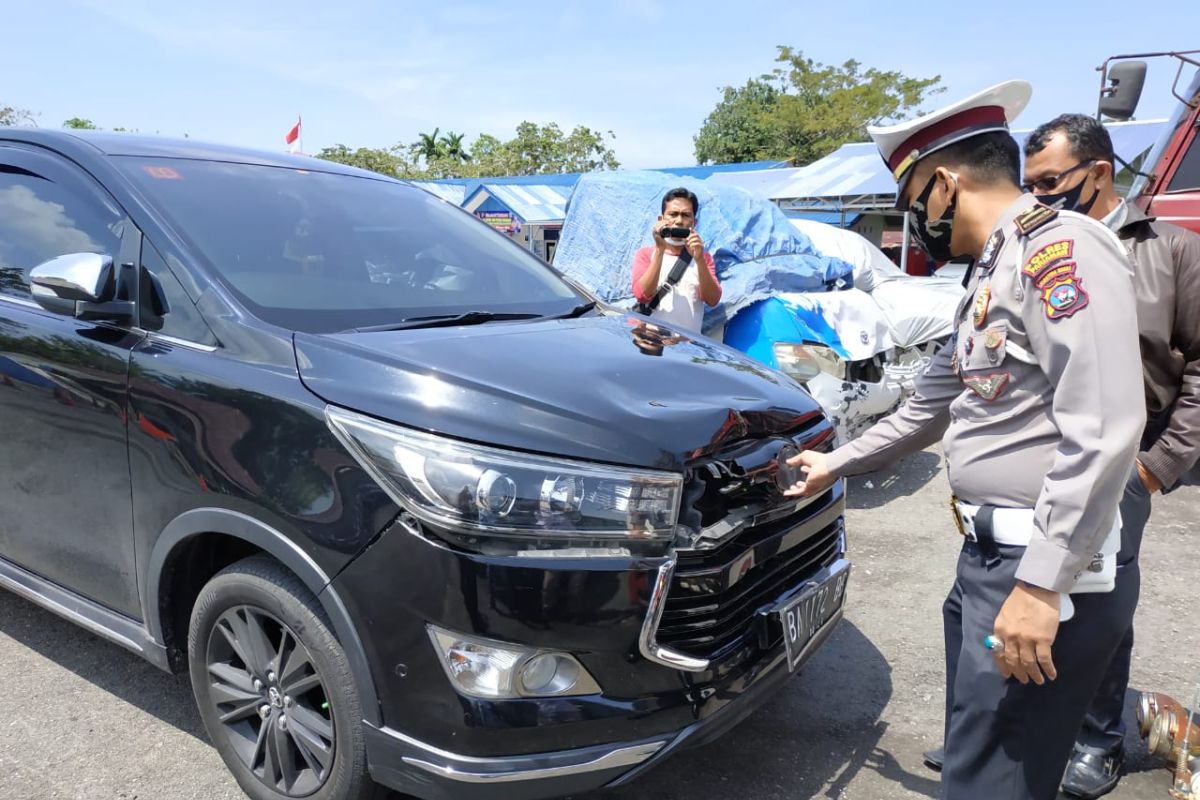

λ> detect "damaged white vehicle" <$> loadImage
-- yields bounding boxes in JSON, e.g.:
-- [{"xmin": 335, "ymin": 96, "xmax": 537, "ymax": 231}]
[{"xmin": 722, "ymin": 220, "xmax": 964, "ymax": 443}]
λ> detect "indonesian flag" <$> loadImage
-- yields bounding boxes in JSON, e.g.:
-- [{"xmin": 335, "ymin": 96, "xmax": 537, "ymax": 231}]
[{"xmin": 285, "ymin": 117, "xmax": 302, "ymax": 153}]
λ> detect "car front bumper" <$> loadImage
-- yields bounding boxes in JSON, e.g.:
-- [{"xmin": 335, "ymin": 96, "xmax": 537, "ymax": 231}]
[{"xmin": 361, "ymin": 557, "xmax": 848, "ymax": 800}]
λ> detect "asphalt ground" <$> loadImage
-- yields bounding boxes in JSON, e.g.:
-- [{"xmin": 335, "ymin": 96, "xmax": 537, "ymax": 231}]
[{"xmin": 1, "ymin": 445, "xmax": 1196, "ymax": 800}]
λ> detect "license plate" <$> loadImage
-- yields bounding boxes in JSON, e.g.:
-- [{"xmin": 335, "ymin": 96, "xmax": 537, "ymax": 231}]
[{"xmin": 777, "ymin": 561, "xmax": 850, "ymax": 671}]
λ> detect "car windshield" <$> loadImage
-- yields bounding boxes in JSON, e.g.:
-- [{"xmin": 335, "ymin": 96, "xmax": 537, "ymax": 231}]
[
  {"xmin": 116, "ymin": 157, "xmax": 581, "ymax": 332},
  {"xmin": 1127, "ymin": 70, "xmax": 1200, "ymax": 201}
]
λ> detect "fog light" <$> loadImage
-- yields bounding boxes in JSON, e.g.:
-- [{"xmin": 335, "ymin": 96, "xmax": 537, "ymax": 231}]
[
  {"xmin": 427, "ymin": 626, "xmax": 601, "ymax": 699},
  {"xmin": 518, "ymin": 653, "xmax": 580, "ymax": 695}
]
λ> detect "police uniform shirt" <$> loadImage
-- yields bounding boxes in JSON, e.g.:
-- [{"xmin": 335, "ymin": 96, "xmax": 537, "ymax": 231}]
[{"xmin": 825, "ymin": 194, "xmax": 1145, "ymax": 593}]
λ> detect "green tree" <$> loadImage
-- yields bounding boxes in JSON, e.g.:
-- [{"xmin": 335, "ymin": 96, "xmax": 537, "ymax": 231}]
[
  {"xmin": 466, "ymin": 133, "xmax": 505, "ymax": 172},
  {"xmin": 0, "ymin": 105, "xmax": 36, "ymax": 126},
  {"xmin": 692, "ymin": 78, "xmax": 782, "ymax": 165},
  {"xmin": 319, "ymin": 121, "xmax": 620, "ymax": 181},
  {"xmin": 413, "ymin": 128, "xmax": 445, "ymax": 162},
  {"xmin": 560, "ymin": 124, "xmax": 620, "ymax": 172},
  {"xmin": 63, "ymin": 117, "xmax": 99, "ymax": 129},
  {"xmin": 485, "ymin": 122, "xmax": 619, "ymax": 176},
  {"xmin": 694, "ymin": 47, "xmax": 943, "ymax": 165},
  {"xmin": 315, "ymin": 144, "xmax": 417, "ymax": 178},
  {"xmin": 438, "ymin": 131, "xmax": 471, "ymax": 163}
]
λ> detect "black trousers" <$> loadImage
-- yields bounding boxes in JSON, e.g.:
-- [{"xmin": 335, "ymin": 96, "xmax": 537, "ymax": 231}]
[
  {"xmin": 940, "ymin": 540, "xmax": 1138, "ymax": 800},
  {"xmin": 1075, "ymin": 466, "xmax": 1152, "ymax": 753}
]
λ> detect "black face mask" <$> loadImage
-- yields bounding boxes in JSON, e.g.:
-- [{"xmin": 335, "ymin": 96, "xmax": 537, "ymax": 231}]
[
  {"xmin": 908, "ymin": 172, "xmax": 957, "ymax": 263},
  {"xmin": 1037, "ymin": 175, "xmax": 1099, "ymax": 215}
]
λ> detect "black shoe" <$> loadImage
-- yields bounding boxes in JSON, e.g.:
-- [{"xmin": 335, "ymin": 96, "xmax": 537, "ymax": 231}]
[
  {"xmin": 922, "ymin": 746, "xmax": 944, "ymax": 772},
  {"xmin": 1061, "ymin": 747, "xmax": 1124, "ymax": 799}
]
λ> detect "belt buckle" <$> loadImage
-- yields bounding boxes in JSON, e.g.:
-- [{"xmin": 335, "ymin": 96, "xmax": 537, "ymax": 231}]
[{"xmin": 950, "ymin": 495, "xmax": 967, "ymax": 537}]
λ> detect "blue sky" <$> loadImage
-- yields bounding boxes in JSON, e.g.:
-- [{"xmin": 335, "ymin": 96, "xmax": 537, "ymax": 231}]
[{"xmin": 4, "ymin": 1, "xmax": 1197, "ymax": 168}]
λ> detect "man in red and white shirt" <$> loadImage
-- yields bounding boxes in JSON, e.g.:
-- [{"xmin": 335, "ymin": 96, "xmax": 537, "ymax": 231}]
[{"xmin": 631, "ymin": 187, "xmax": 721, "ymax": 333}]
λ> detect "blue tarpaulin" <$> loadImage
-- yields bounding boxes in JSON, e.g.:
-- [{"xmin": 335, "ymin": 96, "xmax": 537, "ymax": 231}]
[{"xmin": 553, "ymin": 171, "xmax": 855, "ymax": 331}]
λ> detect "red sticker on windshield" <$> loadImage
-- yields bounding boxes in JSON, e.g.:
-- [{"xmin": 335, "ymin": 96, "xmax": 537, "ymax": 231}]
[{"xmin": 143, "ymin": 165, "xmax": 183, "ymax": 180}]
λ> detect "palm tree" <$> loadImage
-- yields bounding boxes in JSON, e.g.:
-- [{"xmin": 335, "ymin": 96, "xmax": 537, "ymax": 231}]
[
  {"xmin": 415, "ymin": 128, "xmax": 444, "ymax": 162},
  {"xmin": 439, "ymin": 131, "xmax": 471, "ymax": 163}
]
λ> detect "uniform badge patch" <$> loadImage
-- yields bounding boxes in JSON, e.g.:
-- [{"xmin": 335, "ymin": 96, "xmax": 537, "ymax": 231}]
[
  {"xmin": 1041, "ymin": 267, "xmax": 1090, "ymax": 319},
  {"xmin": 1022, "ymin": 239, "xmax": 1073, "ymax": 281},
  {"xmin": 962, "ymin": 372, "xmax": 1011, "ymax": 401},
  {"xmin": 978, "ymin": 229, "xmax": 1005, "ymax": 271},
  {"xmin": 984, "ymin": 329, "xmax": 1005, "ymax": 365},
  {"xmin": 1034, "ymin": 261, "xmax": 1077, "ymax": 290},
  {"xmin": 972, "ymin": 284, "xmax": 991, "ymax": 328},
  {"xmin": 1014, "ymin": 204, "xmax": 1058, "ymax": 235}
]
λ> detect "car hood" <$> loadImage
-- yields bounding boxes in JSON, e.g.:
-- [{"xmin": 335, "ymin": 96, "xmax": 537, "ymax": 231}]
[{"xmin": 294, "ymin": 313, "xmax": 822, "ymax": 470}]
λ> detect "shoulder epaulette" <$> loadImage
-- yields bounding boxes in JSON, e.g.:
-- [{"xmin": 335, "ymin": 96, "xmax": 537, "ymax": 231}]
[{"xmin": 1014, "ymin": 204, "xmax": 1058, "ymax": 236}]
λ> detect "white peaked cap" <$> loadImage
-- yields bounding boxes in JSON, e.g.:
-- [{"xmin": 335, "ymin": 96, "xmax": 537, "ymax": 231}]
[{"xmin": 868, "ymin": 80, "xmax": 1032, "ymax": 194}]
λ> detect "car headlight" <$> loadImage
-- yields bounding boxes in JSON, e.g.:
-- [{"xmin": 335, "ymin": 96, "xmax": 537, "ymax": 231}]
[
  {"xmin": 325, "ymin": 407, "xmax": 682, "ymax": 549},
  {"xmin": 772, "ymin": 342, "xmax": 846, "ymax": 382}
]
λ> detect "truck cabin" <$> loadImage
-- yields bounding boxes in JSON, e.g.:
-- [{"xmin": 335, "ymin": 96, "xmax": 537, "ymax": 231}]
[{"xmin": 1097, "ymin": 51, "xmax": 1200, "ymax": 234}]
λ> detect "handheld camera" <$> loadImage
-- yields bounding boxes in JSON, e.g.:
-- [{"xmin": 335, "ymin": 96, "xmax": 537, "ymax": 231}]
[{"xmin": 659, "ymin": 225, "xmax": 692, "ymax": 240}]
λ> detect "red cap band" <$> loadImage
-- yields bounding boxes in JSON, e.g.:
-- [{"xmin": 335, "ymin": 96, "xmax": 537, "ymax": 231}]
[{"xmin": 886, "ymin": 105, "xmax": 1007, "ymax": 174}]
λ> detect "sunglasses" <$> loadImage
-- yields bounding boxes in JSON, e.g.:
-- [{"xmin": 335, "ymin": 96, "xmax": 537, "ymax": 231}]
[{"xmin": 1021, "ymin": 160, "xmax": 1096, "ymax": 194}]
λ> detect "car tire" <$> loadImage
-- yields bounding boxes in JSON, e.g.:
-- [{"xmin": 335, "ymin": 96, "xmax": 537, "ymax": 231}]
[{"xmin": 188, "ymin": 555, "xmax": 388, "ymax": 800}]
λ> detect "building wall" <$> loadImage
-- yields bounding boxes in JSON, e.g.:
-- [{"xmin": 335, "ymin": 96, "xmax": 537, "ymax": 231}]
[{"xmin": 849, "ymin": 214, "xmax": 884, "ymax": 247}]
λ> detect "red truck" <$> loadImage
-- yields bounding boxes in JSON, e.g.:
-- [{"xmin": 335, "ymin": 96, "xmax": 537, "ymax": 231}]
[{"xmin": 1098, "ymin": 50, "xmax": 1200, "ymax": 233}]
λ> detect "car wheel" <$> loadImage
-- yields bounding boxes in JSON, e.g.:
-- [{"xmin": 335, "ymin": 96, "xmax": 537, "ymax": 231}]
[{"xmin": 188, "ymin": 556, "xmax": 387, "ymax": 800}]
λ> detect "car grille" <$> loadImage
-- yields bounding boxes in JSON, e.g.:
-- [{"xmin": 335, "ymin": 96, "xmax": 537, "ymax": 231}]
[{"xmin": 657, "ymin": 419, "xmax": 845, "ymax": 661}]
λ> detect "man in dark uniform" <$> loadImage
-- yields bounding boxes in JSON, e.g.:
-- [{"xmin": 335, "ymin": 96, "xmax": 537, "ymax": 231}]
[
  {"xmin": 783, "ymin": 81, "xmax": 1146, "ymax": 800},
  {"xmin": 1023, "ymin": 113, "xmax": 1200, "ymax": 799}
]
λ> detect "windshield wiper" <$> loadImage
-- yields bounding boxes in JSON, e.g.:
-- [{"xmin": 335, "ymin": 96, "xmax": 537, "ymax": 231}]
[
  {"xmin": 351, "ymin": 311, "xmax": 544, "ymax": 333},
  {"xmin": 554, "ymin": 301, "xmax": 597, "ymax": 319}
]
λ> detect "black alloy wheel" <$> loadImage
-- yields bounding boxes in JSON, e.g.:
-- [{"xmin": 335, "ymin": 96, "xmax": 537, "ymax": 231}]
[
  {"xmin": 188, "ymin": 556, "xmax": 384, "ymax": 800},
  {"xmin": 206, "ymin": 605, "xmax": 333, "ymax": 795}
]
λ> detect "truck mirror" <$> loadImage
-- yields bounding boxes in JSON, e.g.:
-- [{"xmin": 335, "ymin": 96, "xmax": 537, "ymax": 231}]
[{"xmin": 1099, "ymin": 61, "xmax": 1147, "ymax": 121}]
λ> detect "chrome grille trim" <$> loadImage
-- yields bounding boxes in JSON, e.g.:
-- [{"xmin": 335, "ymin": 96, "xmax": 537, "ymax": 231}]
[{"xmin": 637, "ymin": 560, "xmax": 711, "ymax": 673}]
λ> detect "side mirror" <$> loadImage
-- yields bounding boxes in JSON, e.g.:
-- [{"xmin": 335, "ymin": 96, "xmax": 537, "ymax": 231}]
[
  {"xmin": 29, "ymin": 252, "xmax": 134, "ymax": 321},
  {"xmin": 30, "ymin": 252, "xmax": 114, "ymax": 303},
  {"xmin": 1099, "ymin": 61, "xmax": 1147, "ymax": 121}
]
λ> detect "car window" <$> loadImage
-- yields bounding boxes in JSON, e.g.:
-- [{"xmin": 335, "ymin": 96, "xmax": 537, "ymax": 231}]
[
  {"xmin": 0, "ymin": 165, "xmax": 124, "ymax": 300},
  {"xmin": 140, "ymin": 239, "xmax": 218, "ymax": 345},
  {"xmin": 115, "ymin": 158, "xmax": 581, "ymax": 332}
]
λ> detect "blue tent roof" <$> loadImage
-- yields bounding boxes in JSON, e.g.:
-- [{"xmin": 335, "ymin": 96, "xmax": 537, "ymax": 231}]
[
  {"xmin": 651, "ymin": 160, "xmax": 789, "ymax": 179},
  {"xmin": 423, "ymin": 160, "xmax": 785, "ymax": 187},
  {"xmin": 462, "ymin": 182, "xmax": 574, "ymax": 224},
  {"xmin": 425, "ymin": 172, "xmax": 582, "ymax": 188},
  {"xmin": 407, "ymin": 181, "xmax": 468, "ymax": 204},
  {"xmin": 419, "ymin": 160, "xmax": 790, "ymax": 214}
]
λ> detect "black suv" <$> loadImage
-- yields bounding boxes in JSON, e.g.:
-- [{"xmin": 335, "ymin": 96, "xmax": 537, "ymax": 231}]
[{"xmin": 0, "ymin": 130, "xmax": 848, "ymax": 800}]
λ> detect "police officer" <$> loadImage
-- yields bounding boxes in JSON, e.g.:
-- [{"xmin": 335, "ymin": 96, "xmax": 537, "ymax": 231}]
[
  {"xmin": 1023, "ymin": 113, "xmax": 1200, "ymax": 799},
  {"xmin": 784, "ymin": 81, "xmax": 1146, "ymax": 800}
]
